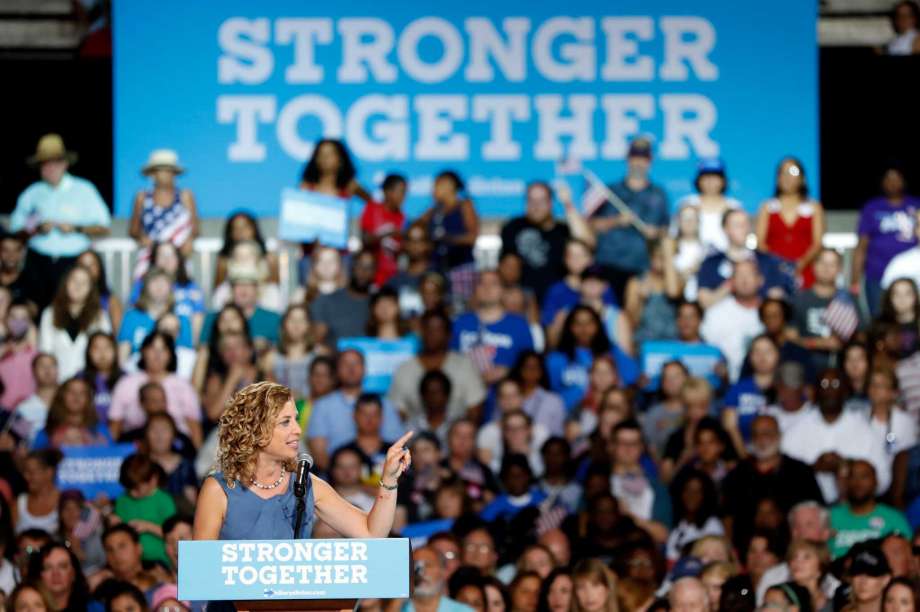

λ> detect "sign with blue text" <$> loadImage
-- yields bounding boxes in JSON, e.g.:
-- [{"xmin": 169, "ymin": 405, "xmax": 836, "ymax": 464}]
[
  {"xmin": 178, "ymin": 538, "xmax": 411, "ymax": 602},
  {"xmin": 113, "ymin": 1, "xmax": 817, "ymax": 219},
  {"xmin": 56, "ymin": 443, "xmax": 136, "ymax": 498}
]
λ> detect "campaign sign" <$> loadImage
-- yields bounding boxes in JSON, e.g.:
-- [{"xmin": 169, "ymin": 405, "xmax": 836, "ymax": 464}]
[
  {"xmin": 56, "ymin": 443, "xmax": 136, "ymax": 498},
  {"xmin": 640, "ymin": 340, "xmax": 723, "ymax": 390},
  {"xmin": 338, "ymin": 337, "xmax": 419, "ymax": 394},
  {"xmin": 113, "ymin": 1, "xmax": 818, "ymax": 219},
  {"xmin": 278, "ymin": 188, "xmax": 350, "ymax": 248},
  {"xmin": 178, "ymin": 538, "xmax": 411, "ymax": 601}
]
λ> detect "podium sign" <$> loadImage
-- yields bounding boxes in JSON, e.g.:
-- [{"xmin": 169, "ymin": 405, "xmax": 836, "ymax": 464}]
[{"xmin": 178, "ymin": 538, "xmax": 410, "ymax": 602}]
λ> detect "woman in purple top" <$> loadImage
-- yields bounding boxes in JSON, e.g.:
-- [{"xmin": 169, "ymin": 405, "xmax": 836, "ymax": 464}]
[{"xmin": 852, "ymin": 163, "xmax": 920, "ymax": 316}]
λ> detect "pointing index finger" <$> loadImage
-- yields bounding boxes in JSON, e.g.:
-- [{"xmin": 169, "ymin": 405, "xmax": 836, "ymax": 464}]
[{"xmin": 392, "ymin": 431, "xmax": 414, "ymax": 450}]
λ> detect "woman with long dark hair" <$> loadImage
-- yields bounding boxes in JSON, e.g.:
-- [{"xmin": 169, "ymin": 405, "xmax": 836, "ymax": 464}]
[
  {"xmin": 75, "ymin": 249, "xmax": 124, "ymax": 336},
  {"xmin": 877, "ymin": 277, "xmax": 920, "ymax": 358},
  {"xmin": 38, "ymin": 265, "xmax": 111, "ymax": 381},
  {"xmin": 14, "ymin": 449, "xmax": 63, "ymax": 534},
  {"xmin": 546, "ymin": 305, "xmax": 638, "ymax": 412},
  {"xmin": 665, "ymin": 467, "xmax": 724, "ymax": 561},
  {"xmin": 128, "ymin": 242, "xmax": 205, "ymax": 339},
  {"xmin": 214, "ymin": 211, "xmax": 278, "ymax": 287},
  {"xmin": 755, "ymin": 157, "xmax": 825, "ymax": 289},
  {"xmin": 32, "ymin": 377, "xmax": 110, "ymax": 449},
  {"xmin": 509, "ymin": 350, "xmax": 566, "ymax": 437},
  {"xmin": 27, "ymin": 542, "xmax": 91, "ymax": 612},
  {"xmin": 78, "ymin": 332, "xmax": 124, "ymax": 424},
  {"xmin": 417, "ymin": 170, "xmax": 480, "ymax": 303}
]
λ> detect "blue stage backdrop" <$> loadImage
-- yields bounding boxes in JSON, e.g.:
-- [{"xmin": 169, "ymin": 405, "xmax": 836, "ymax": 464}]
[{"xmin": 113, "ymin": 1, "xmax": 817, "ymax": 219}]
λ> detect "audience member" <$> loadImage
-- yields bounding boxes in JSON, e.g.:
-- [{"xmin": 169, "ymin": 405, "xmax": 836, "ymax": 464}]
[
  {"xmin": 360, "ymin": 173, "xmax": 407, "ymax": 287},
  {"xmin": 311, "ymin": 250, "xmax": 376, "ymax": 347}
]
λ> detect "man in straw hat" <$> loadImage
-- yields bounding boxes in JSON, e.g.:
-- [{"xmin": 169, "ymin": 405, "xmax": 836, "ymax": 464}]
[{"xmin": 8, "ymin": 133, "xmax": 111, "ymax": 310}]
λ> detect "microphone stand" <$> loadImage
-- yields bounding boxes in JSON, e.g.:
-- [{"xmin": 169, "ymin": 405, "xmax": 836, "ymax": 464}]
[{"xmin": 293, "ymin": 460, "xmax": 311, "ymax": 538}]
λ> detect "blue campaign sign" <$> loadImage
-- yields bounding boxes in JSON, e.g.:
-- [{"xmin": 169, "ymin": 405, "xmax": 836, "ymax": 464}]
[
  {"xmin": 640, "ymin": 340, "xmax": 724, "ymax": 391},
  {"xmin": 56, "ymin": 443, "xmax": 136, "ymax": 498},
  {"xmin": 337, "ymin": 337, "xmax": 419, "ymax": 394},
  {"xmin": 112, "ymin": 1, "xmax": 817, "ymax": 220},
  {"xmin": 178, "ymin": 538, "xmax": 411, "ymax": 602},
  {"xmin": 278, "ymin": 188, "xmax": 350, "ymax": 248}
]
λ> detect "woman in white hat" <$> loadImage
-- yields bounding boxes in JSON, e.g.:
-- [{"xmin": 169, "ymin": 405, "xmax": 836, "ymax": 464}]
[{"xmin": 128, "ymin": 149, "xmax": 199, "ymax": 277}]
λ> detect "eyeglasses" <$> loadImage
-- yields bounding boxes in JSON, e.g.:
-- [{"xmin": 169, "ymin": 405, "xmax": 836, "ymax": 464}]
[
  {"xmin": 464, "ymin": 543, "xmax": 494, "ymax": 554},
  {"xmin": 819, "ymin": 378, "xmax": 841, "ymax": 389}
]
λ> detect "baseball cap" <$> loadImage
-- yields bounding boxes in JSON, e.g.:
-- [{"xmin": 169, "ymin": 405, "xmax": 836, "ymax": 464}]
[
  {"xmin": 697, "ymin": 158, "xmax": 726, "ymax": 175},
  {"xmin": 670, "ymin": 555, "xmax": 704, "ymax": 579},
  {"xmin": 627, "ymin": 137, "xmax": 653, "ymax": 159},
  {"xmin": 849, "ymin": 547, "xmax": 891, "ymax": 577}
]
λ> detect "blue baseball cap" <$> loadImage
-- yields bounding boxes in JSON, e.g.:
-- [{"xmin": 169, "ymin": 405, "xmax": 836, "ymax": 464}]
[
  {"xmin": 697, "ymin": 158, "xmax": 726, "ymax": 175},
  {"xmin": 670, "ymin": 556, "xmax": 704, "ymax": 579}
]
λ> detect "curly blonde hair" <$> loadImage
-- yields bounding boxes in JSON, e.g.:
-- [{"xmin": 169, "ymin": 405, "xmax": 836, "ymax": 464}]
[{"xmin": 217, "ymin": 381, "xmax": 295, "ymax": 487}]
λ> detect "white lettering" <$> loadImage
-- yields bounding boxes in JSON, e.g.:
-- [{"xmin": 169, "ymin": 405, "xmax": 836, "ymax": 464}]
[
  {"xmin": 338, "ymin": 18, "xmax": 398, "ymax": 83},
  {"xmin": 221, "ymin": 543, "xmax": 238, "ymax": 563},
  {"xmin": 257, "ymin": 543, "xmax": 274, "ymax": 562},
  {"xmin": 414, "ymin": 95, "xmax": 468, "ymax": 160},
  {"xmin": 239, "ymin": 566, "xmax": 258, "ymax": 585},
  {"xmin": 351, "ymin": 542, "xmax": 368, "ymax": 561},
  {"xmin": 533, "ymin": 94, "xmax": 597, "ymax": 160},
  {"xmin": 315, "ymin": 564, "xmax": 332, "ymax": 584},
  {"xmin": 464, "ymin": 17, "xmax": 530, "ymax": 82},
  {"xmin": 238, "ymin": 543, "xmax": 256, "ymax": 563},
  {"xmin": 275, "ymin": 18, "xmax": 333, "ymax": 83},
  {"xmin": 398, "ymin": 17, "xmax": 464, "ymax": 83},
  {"xmin": 315, "ymin": 542, "xmax": 333, "ymax": 562},
  {"xmin": 532, "ymin": 17, "xmax": 595, "ymax": 82},
  {"xmin": 222, "ymin": 566, "xmax": 239, "ymax": 585},
  {"xmin": 658, "ymin": 94, "xmax": 718, "ymax": 158},
  {"xmin": 217, "ymin": 18, "xmax": 273, "ymax": 85},
  {"xmin": 294, "ymin": 542, "xmax": 313, "ymax": 561},
  {"xmin": 334, "ymin": 542, "xmax": 350, "ymax": 562},
  {"xmin": 275, "ymin": 543, "xmax": 293, "ymax": 562},
  {"xmin": 659, "ymin": 17, "xmax": 718, "ymax": 81},
  {"xmin": 217, "ymin": 96, "xmax": 276, "ymax": 162},
  {"xmin": 346, "ymin": 95, "xmax": 408, "ymax": 161},
  {"xmin": 601, "ymin": 94, "xmax": 654, "ymax": 158},
  {"xmin": 601, "ymin": 17, "xmax": 654, "ymax": 81},
  {"xmin": 352, "ymin": 564, "xmax": 368, "ymax": 583},
  {"xmin": 279, "ymin": 565, "xmax": 295, "ymax": 585},
  {"xmin": 472, "ymin": 95, "xmax": 529, "ymax": 160},
  {"xmin": 276, "ymin": 95, "xmax": 343, "ymax": 160}
]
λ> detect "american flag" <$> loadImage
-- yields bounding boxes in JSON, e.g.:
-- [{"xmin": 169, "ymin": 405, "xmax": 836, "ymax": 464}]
[
  {"xmin": 822, "ymin": 291, "xmax": 859, "ymax": 341},
  {"xmin": 581, "ymin": 175, "xmax": 609, "ymax": 217},
  {"xmin": 468, "ymin": 344, "xmax": 497, "ymax": 375}
]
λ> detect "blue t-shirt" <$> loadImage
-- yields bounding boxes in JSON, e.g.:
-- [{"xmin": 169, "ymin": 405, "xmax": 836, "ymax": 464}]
[
  {"xmin": 450, "ymin": 312, "xmax": 533, "ymax": 369},
  {"xmin": 118, "ymin": 309, "xmax": 194, "ymax": 353},
  {"xmin": 200, "ymin": 307, "xmax": 280, "ymax": 345},
  {"xmin": 307, "ymin": 391, "xmax": 406, "ymax": 455},
  {"xmin": 546, "ymin": 347, "xmax": 640, "ymax": 411},
  {"xmin": 592, "ymin": 180, "xmax": 670, "ymax": 272},
  {"xmin": 540, "ymin": 281, "xmax": 617, "ymax": 327},
  {"xmin": 479, "ymin": 488, "xmax": 548, "ymax": 522},
  {"xmin": 129, "ymin": 280, "xmax": 205, "ymax": 320},
  {"xmin": 697, "ymin": 251, "xmax": 796, "ymax": 297},
  {"xmin": 723, "ymin": 377, "xmax": 768, "ymax": 443}
]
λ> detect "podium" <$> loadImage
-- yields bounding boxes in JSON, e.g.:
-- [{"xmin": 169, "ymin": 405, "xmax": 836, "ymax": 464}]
[{"xmin": 178, "ymin": 538, "xmax": 411, "ymax": 612}]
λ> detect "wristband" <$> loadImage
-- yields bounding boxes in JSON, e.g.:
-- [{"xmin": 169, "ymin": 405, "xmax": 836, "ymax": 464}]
[{"xmin": 379, "ymin": 480, "xmax": 398, "ymax": 491}]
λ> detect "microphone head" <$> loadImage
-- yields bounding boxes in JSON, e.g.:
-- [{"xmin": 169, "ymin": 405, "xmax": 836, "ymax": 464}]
[{"xmin": 297, "ymin": 452, "xmax": 314, "ymax": 470}]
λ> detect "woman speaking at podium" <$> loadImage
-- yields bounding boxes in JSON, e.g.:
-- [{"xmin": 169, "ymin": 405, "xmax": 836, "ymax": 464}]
[{"xmin": 193, "ymin": 381, "xmax": 412, "ymax": 541}]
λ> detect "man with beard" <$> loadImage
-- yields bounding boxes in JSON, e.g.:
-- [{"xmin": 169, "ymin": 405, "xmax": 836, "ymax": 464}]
[
  {"xmin": 311, "ymin": 249, "xmax": 377, "ymax": 347},
  {"xmin": 829, "ymin": 460, "xmax": 911, "ymax": 558},
  {"xmin": 500, "ymin": 181, "xmax": 594, "ymax": 302},
  {"xmin": 401, "ymin": 546, "xmax": 473, "ymax": 612},
  {"xmin": 721, "ymin": 414, "xmax": 823, "ymax": 550},
  {"xmin": 781, "ymin": 368, "xmax": 890, "ymax": 503}
]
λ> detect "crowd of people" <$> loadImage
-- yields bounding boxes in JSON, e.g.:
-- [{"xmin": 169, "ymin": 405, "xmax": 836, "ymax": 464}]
[{"xmin": 1, "ymin": 125, "xmax": 920, "ymax": 612}]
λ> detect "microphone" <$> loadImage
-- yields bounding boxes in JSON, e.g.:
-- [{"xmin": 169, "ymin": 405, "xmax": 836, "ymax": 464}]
[{"xmin": 293, "ymin": 452, "xmax": 313, "ymax": 498}]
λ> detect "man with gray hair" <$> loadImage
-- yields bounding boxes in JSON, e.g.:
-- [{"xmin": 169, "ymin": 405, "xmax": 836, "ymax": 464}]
[
  {"xmin": 669, "ymin": 576, "xmax": 710, "ymax": 612},
  {"xmin": 402, "ymin": 546, "xmax": 472, "ymax": 612},
  {"xmin": 755, "ymin": 501, "xmax": 840, "ymax": 604},
  {"xmin": 764, "ymin": 361, "xmax": 814, "ymax": 434},
  {"xmin": 721, "ymin": 414, "xmax": 823, "ymax": 550}
]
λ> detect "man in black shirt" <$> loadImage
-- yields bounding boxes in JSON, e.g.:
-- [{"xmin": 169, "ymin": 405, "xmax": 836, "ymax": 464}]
[
  {"xmin": 500, "ymin": 181, "xmax": 594, "ymax": 302},
  {"xmin": 721, "ymin": 414, "xmax": 823, "ymax": 550},
  {"xmin": 0, "ymin": 232, "xmax": 34, "ymax": 308}
]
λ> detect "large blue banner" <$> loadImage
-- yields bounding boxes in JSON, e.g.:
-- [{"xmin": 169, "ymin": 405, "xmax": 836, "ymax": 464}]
[{"xmin": 113, "ymin": 1, "xmax": 817, "ymax": 219}]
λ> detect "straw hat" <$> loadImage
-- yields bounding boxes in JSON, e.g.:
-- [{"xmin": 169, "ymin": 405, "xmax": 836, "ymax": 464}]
[
  {"xmin": 27, "ymin": 133, "xmax": 78, "ymax": 166},
  {"xmin": 142, "ymin": 149, "xmax": 185, "ymax": 176}
]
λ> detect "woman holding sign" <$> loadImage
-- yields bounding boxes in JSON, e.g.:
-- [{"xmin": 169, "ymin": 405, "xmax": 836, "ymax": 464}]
[{"xmin": 193, "ymin": 381, "xmax": 412, "ymax": 542}]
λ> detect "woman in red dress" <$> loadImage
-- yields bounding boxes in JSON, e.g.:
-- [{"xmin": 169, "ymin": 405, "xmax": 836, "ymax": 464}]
[{"xmin": 755, "ymin": 157, "xmax": 825, "ymax": 288}]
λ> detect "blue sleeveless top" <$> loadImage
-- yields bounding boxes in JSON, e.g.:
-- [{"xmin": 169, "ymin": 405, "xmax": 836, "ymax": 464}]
[
  {"xmin": 211, "ymin": 470, "xmax": 315, "ymax": 540},
  {"xmin": 428, "ymin": 202, "xmax": 474, "ymax": 269}
]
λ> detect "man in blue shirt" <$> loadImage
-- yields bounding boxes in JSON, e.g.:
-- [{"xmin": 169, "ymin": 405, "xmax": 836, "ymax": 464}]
[
  {"xmin": 451, "ymin": 270, "xmax": 534, "ymax": 386},
  {"xmin": 9, "ymin": 134, "xmax": 111, "ymax": 309},
  {"xmin": 199, "ymin": 264, "xmax": 280, "ymax": 350},
  {"xmin": 589, "ymin": 137, "xmax": 670, "ymax": 303},
  {"xmin": 307, "ymin": 349, "xmax": 406, "ymax": 473},
  {"xmin": 402, "ymin": 547, "xmax": 473, "ymax": 612}
]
